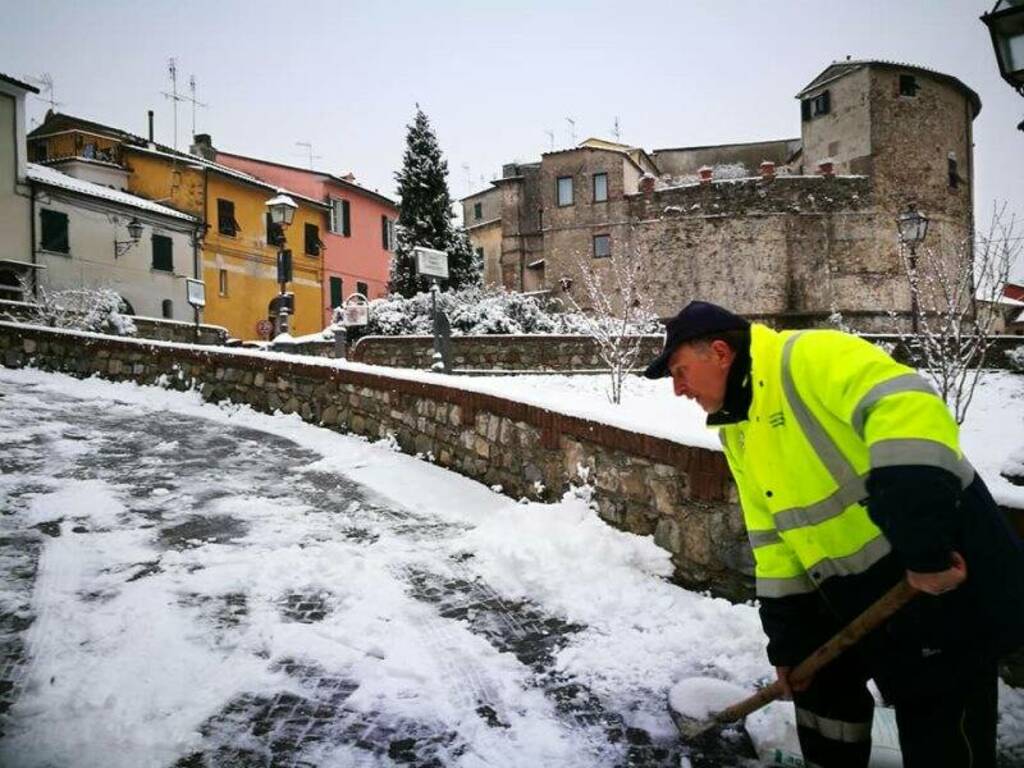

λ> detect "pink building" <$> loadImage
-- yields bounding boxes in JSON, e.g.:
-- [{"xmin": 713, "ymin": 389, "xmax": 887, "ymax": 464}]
[{"xmin": 216, "ymin": 148, "xmax": 398, "ymax": 327}]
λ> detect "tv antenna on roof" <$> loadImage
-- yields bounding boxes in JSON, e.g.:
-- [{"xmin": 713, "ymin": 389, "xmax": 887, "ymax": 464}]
[
  {"xmin": 565, "ymin": 117, "xmax": 576, "ymax": 145},
  {"xmin": 161, "ymin": 57, "xmax": 188, "ymax": 151},
  {"xmin": 461, "ymin": 162, "xmax": 472, "ymax": 194},
  {"xmin": 544, "ymin": 129, "xmax": 554, "ymax": 151},
  {"xmin": 24, "ymin": 73, "xmax": 63, "ymax": 112},
  {"xmin": 187, "ymin": 75, "xmax": 208, "ymax": 139},
  {"xmin": 612, "ymin": 116, "xmax": 621, "ymax": 141},
  {"xmin": 294, "ymin": 141, "xmax": 322, "ymax": 169}
]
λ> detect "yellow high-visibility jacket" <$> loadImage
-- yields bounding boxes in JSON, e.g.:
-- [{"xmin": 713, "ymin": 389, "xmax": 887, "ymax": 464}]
[{"xmin": 718, "ymin": 324, "xmax": 973, "ymax": 601}]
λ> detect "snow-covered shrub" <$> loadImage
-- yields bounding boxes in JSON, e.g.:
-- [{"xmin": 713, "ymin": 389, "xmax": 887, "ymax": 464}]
[
  {"xmin": 712, "ymin": 163, "xmax": 749, "ymax": 180},
  {"xmin": 28, "ymin": 287, "xmax": 137, "ymax": 336},
  {"xmin": 1008, "ymin": 345, "xmax": 1024, "ymax": 374},
  {"xmin": 353, "ymin": 286, "xmax": 658, "ymax": 340}
]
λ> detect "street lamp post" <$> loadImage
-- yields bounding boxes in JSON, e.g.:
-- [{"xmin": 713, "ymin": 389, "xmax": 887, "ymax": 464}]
[
  {"xmin": 897, "ymin": 205, "xmax": 930, "ymax": 334},
  {"xmin": 266, "ymin": 191, "xmax": 298, "ymax": 337},
  {"xmin": 981, "ymin": 0, "xmax": 1024, "ymax": 130}
]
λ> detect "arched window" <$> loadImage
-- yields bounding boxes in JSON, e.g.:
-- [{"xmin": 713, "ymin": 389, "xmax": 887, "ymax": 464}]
[
  {"xmin": 117, "ymin": 296, "xmax": 136, "ymax": 316},
  {"xmin": 161, "ymin": 299, "xmax": 173, "ymax": 319}
]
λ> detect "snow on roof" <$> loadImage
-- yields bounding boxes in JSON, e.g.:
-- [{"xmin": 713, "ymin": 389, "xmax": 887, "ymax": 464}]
[
  {"xmin": 124, "ymin": 145, "xmax": 328, "ymax": 210},
  {"xmin": 26, "ymin": 163, "xmax": 197, "ymax": 223}
]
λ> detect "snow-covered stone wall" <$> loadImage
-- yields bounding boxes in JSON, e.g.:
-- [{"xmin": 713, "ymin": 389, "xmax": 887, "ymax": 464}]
[
  {"xmin": 0, "ymin": 322, "xmax": 754, "ymax": 600},
  {"xmin": 349, "ymin": 334, "xmax": 665, "ymax": 372}
]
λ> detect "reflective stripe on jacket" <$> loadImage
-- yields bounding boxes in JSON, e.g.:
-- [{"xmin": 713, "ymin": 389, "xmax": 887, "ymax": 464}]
[{"xmin": 719, "ymin": 324, "xmax": 973, "ymax": 600}]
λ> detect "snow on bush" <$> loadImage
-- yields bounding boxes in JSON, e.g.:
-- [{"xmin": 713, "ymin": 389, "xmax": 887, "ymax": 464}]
[
  {"xmin": 26, "ymin": 287, "xmax": 137, "ymax": 336},
  {"xmin": 354, "ymin": 286, "xmax": 660, "ymax": 339},
  {"xmin": 1008, "ymin": 345, "xmax": 1024, "ymax": 374}
]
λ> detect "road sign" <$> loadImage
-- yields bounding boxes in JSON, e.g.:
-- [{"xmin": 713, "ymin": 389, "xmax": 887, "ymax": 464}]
[
  {"xmin": 185, "ymin": 278, "xmax": 206, "ymax": 308},
  {"xmin": 413, "ymin": 246, "xmax": 449, "ymax": 280}
]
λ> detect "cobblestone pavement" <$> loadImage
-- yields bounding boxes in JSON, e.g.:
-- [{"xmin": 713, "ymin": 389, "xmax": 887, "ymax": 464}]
[{"xmin": 0, "ymin": 378, "xmax": 756, "ymax": 767}]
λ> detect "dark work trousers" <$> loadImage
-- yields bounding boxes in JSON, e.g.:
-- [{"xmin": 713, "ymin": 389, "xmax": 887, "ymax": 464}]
[{"xmin": 792, "ymin": 644, "xmax": 999, "ymax": 768}]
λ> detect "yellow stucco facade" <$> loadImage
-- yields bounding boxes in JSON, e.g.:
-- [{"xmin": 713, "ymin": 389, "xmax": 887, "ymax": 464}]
[
  {"xmin": 122, "ymin": 146, "xmax": 327, "ymax": 340},
  {"xmin": 200, "ymin": 171, "xmax": 325, "ymax": 340}
]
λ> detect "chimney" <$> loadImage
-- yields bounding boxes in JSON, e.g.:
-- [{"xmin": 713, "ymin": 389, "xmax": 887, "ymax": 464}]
[
  {"xmin": 759, "ymin": 160, "xmax": 776, "ymax": 180},
  {"xmin": 698, "ymin": 166, "xmax": 713, "ymax": 184},
  {"xmin": 816, "ymin": 158, "xmax": 835, "ymax": 178},
  {"xmin": 190, "ymin": 133, "xmax": 216, "ymax": 161},
  {"xmin": 639, "ymin": 173, "xmax": 656, "ymax": 197},
  {"xmin": 147, "ymin": 110, "xmax": 154, "ymax": 143}
]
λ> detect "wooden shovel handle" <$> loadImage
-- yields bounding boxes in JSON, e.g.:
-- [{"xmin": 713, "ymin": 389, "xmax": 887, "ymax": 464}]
[{"xmin": 710, "ymin": 579, "xmax": 917, "ymax": 726}]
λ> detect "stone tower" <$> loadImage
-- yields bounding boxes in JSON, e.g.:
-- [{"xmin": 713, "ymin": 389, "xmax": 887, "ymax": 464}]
[{"xmin": 796, "ymin": 61, "xmax": 981, "ymax": 322}]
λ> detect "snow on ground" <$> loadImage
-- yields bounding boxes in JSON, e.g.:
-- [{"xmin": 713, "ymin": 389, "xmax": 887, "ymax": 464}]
[
  {"xmin": 0, "ymin": 367, "xmax": 768, "ymax": 768},
  {"xmin": 0, "ymin": 365, "xmax": 1021, "ymax": 768},
  {"xmin": 449, "ymin": 370, "xmax": 1024, "ymax": 509}
]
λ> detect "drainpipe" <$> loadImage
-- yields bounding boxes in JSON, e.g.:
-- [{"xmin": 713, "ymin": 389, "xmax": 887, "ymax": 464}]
[{"xmin": 28, "ymin": 179, "xmax": 38, "ymax": 299}]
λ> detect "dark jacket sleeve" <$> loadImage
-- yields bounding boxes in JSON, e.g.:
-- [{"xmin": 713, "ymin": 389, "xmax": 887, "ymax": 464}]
[
  {"xmin": 759, "ymin": 593, "xmax": 826, "ymax": 667},
  {"xmin": 866, "ymin": 465, "xmax": 959, "ymax": 573}
]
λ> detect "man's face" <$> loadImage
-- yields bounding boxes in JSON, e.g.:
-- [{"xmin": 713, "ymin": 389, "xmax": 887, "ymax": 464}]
[{"xmin": 667, "ymin": 340, "xmax": 735, "ymax": 413}]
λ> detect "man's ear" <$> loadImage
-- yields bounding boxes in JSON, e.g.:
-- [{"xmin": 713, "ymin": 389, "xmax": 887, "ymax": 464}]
[{"xmin": 710, "ymin": 339, "xmax": 735, "ymax": 370}]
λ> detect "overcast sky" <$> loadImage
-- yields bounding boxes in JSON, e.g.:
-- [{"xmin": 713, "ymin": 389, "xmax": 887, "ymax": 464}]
[{"xmin": 4, "ymin": 0, "xmax": 1022, "ymax": 274}]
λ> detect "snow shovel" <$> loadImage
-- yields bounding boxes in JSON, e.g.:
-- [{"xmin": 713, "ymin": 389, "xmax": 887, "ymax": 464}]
[{"xmin": 670, "ymin": 579, "xmax": 917, "ymax": 741}]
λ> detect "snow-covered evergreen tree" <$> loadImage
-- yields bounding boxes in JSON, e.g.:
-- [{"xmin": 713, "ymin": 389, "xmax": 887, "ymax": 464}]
[{"xmin": 390, "ymin": 107, "xmax": 481, "ymax": 297}]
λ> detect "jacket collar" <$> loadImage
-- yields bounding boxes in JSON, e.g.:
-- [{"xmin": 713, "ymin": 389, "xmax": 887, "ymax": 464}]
[
  {"xmin": 706, "ymin": 324, "xmax": 782, "ymax": 426},
  {"xmin": 706, "ymin": 329, "xmax": 753, "ymax": 426}
]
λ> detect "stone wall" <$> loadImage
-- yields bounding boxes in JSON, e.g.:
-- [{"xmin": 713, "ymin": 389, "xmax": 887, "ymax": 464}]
[
  {"xmin": 349, "ymin": 334, "xmax": 666, "ymax": 372},
  {"xmin": 0, "ymin": 321, "xmax": 751, "ymax": 599},
  {"xmin": 347, "ymin": 331, "xmax": 1023, "ymax": 372}
]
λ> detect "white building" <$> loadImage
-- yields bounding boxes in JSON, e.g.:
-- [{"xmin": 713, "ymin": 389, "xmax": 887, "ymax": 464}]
[{"xmin": 26, "ymin": 162, "xmax": 201, "ymax": 321}]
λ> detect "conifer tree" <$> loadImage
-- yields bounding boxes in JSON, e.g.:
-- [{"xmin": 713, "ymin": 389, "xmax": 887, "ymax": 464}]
[{"xmin": 390, "ymin": 107, "xmax": 481, "ymax": 297}]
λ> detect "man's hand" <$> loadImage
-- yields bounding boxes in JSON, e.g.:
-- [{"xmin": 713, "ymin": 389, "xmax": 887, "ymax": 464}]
[
  {"xmin": 906, "ymin": 551, "xmax": 968, "ymax": 595},
  {"xmin": 775, "ymin": 665, "xmax": 812, "ymax": 701}
]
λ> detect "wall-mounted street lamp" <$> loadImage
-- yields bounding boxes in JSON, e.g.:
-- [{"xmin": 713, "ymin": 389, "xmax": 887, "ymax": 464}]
[
  {"xmin": 981, "ymin": 0, "xmax": 1024, "ymax": 130},
  {"xmin": 114, "ymin": 217, "xmax": 143, "ymax": 258},
  {"xmin": 897, "ymin": 205, "xmax": 930, "ymax": 334},
  {"xmin": 266, "ymin": 191, "xmax": 298, "ymax": 336}
]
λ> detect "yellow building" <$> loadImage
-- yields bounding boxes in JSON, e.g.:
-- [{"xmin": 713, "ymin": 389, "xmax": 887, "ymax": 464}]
[{"xmin": 28, "ymin": 112, "xmax": 330, "ymax": 340}]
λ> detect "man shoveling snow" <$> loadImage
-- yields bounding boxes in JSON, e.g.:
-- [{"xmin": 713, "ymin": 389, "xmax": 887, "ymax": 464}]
[{"xmin": 645, "ymin": 301, "xmax": 1024, "ymax": 767}]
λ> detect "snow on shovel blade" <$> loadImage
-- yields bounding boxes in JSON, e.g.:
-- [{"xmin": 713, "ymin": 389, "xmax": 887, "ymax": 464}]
[{"xmin": 668, "ymin": 677, "xmax": 753, "ymax": 738}]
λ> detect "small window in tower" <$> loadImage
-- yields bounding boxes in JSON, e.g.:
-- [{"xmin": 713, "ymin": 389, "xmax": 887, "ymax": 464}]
[
  {"xmin": 802, "ymin": 89, "xmax": 831, "ymax": 120},
  {"xmin": 948, "ymin": 155, "xmax": 959, "ymax": 189},
  {"xmin": 161, "ymin": 299, "xmax": 174, "ymax": 319},
  {"xmin": 899, "ymin": 74, "xmax": 919, "ymax": 97}
]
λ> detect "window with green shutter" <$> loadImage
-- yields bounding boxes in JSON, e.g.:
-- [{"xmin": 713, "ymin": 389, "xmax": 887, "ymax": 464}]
[
  {"xmin": 305, "ymin": 223, "xmax": 321, "ymax": 256},
  {"xmin": 330, "ymin": 276, "xmax": 343, "ymax": 308},
  {"xmin": 152, "ymin": 234, "xmax": 173, "ymax": 272},
  {"xmin": 40, "ymin": 209, "xmax": 69, "ymax": 253}
]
